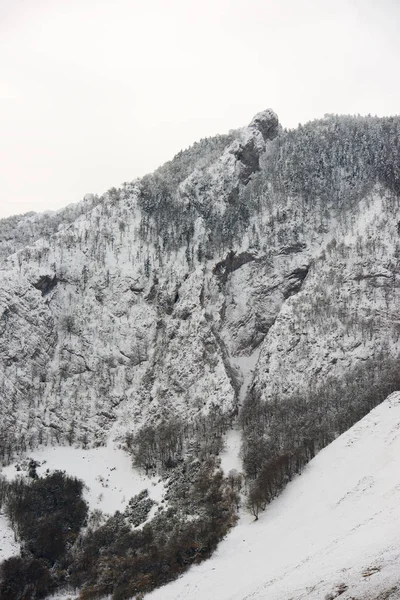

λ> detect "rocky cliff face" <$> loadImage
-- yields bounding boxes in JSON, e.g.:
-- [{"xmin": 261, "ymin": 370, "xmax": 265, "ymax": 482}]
[{"xmin": 0, "ymin": 110, "xmax": 399, "ymax": 460}]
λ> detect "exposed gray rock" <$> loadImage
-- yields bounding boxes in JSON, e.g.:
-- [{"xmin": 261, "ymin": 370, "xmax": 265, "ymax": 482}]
[
  {"xmin": 249, "ymin": 108, "xmax": 280, "ymax": 141},
  {"xmin": 0, "ymin": 112, "xmax": 399, "ymax": 460}
]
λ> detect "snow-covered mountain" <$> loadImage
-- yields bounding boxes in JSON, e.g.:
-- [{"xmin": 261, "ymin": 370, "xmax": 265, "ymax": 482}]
[
  {"xmin": 0, "ymin": 109, "xmax": 400, "ymax": 598},
  {"xmin": 0, "ymin": 110, "xmax": 399, "ymax": 459}
]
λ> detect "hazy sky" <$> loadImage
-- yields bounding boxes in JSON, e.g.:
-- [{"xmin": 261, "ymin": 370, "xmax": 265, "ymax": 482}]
[{"xmin": 1, "ymin": 0, "xmax": 400, "ymax": 219}]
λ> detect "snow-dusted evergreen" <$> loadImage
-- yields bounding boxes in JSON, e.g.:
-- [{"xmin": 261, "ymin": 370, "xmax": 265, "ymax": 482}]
[{"xmin": 0, "ymin": 109, "xmax": 400, "ymax": 599}]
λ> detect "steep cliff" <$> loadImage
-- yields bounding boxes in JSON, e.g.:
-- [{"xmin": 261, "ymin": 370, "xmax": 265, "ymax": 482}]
[{"xmin": 0, "ymin": 110, "xmax": 399, "ymax": 462}]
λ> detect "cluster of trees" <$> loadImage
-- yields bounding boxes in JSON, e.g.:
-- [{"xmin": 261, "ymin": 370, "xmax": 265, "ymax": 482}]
[
  {"xmin": 124, "ymin": 489, "xmax": 155, "ymax": 527},
  {"xmin": 0, "ymin": 412, "xmax": 239, "ymax": 599},
  {"xmin": 0, "ymin": 430, "xmax": 21, "ymax": 466},
  {"xmin": 0, "ymin": 470, "xmax": 88, "ymax": 599},
  {"xmin": 128, "ymin": 418, "xmax": 184, "ymax": 472},
  {"xmin": 69, "ymin": 458, "xmax": 238, "ymax": 600},
  {"xmin": 241, "ymin": 356, "xmax": 400, "ymax": 519},
  {"xmin": 265, "ymin": 114, "xmax": 400, "ymax": 205},
  {"xmin": 127, "ymin": 405, "xmax": 231, "ymax": 472}
]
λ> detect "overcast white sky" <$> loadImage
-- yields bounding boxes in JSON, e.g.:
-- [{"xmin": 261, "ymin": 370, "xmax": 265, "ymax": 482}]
[{"xmin": 1, "ymin": 0, "xmax": 399, "ymax": 219}]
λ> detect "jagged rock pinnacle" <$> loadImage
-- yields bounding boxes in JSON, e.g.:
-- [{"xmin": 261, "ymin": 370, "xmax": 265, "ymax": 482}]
[{"xmin": 249, "ymin": 109, "xmax": 279, "ymax": 141}]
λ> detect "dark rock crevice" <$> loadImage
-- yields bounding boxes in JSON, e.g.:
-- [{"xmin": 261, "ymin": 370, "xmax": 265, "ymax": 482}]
[
  {"xmin": 232, "ymin": 138, "xmax": 262, "ymax": 184},
  {"xmin": 283, "ymin": 265, "xmax": 310, "ymax": 299},
  {"xmin": 278, "ymin": 243, "xmax": 307, "ymax": 255},
  {"xmin": 32, "ymin": 274, "xmax": 58, "ymax": 296},
  {"xmin": 213, "ymin": 251, "xmax": 258, "ymax": 284}
]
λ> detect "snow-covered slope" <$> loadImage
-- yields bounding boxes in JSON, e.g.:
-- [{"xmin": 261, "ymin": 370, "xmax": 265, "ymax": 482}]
[
  {"xmin": 2, "ymin": 443, "xmax": 165, "ymax": 517},
  {"xmin": 0, "ymin": 514, "xmax": 19, "ymax": 564},
  {"xmin": 149, "ymin": 392, "xmax": 400, "ymax": 600}
]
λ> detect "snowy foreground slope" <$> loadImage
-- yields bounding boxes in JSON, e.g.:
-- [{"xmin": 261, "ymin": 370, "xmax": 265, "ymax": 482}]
[{"xmin": 149, "ymin": 393, "xmax": 400, "ymax": 600}]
